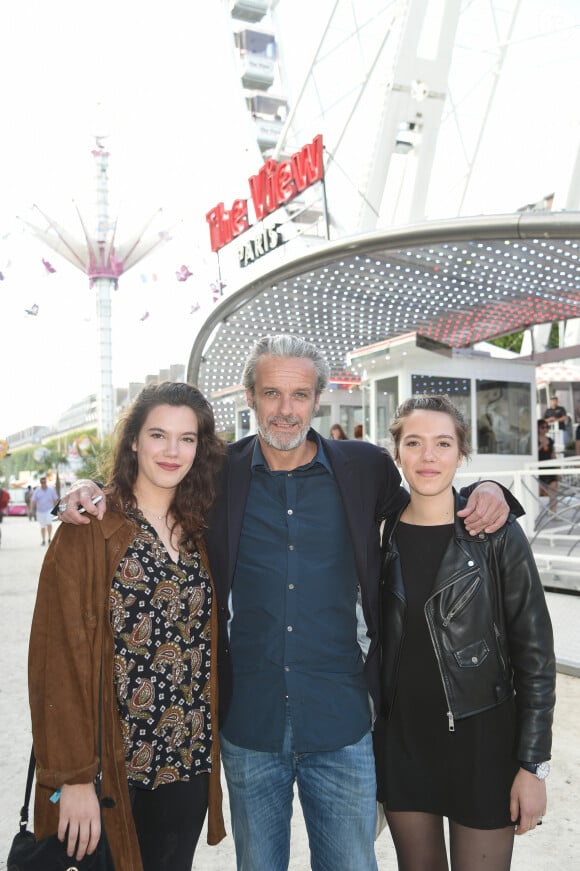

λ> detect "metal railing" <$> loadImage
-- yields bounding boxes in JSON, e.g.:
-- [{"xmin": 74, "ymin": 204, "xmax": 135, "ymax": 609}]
[{"xmin": 456, "ymin": 457, "xmax": 580, "ymax": 593}]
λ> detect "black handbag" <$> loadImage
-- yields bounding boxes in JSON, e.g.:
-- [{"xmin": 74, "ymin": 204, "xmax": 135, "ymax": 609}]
[
  {"xmin": 8, "ymin": 665, "xmax": 115, "ymax": 871},
  {"xmin": 7, "ymin": 749, "xmax": 115, "ymax": 871}
]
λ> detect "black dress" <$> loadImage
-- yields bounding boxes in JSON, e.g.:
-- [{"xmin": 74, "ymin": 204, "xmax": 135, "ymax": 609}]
[{"xmin": 378, "ymin": 522, "xmax": 518, "ymax": 829}]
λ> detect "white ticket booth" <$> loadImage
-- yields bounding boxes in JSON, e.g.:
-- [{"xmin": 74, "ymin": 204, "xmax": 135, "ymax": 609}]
[{"xmin": 347, "ymin": 333, "xmax": 537, "ymax": 477}]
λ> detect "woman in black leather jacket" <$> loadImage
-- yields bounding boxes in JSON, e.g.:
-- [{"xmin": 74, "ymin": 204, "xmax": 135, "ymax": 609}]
[{"xmin": 374, "ymin": 396, "xmax": 555, "ymax": 871}]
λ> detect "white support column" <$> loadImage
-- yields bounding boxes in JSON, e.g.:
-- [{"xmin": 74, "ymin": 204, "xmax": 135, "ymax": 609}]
[
  {"xmin": 92, "ymin": 138, "xmax": 115, "ymax": 438},
  {"xmin": 94, "ymin": 277, "xmax": 115, "ymax": 438},
  {"xmin": 361, "ymin": 0, "xmax": 462, "ymax": 229}
]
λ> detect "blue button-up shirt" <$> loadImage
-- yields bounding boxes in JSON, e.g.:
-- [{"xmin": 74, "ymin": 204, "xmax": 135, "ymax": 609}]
[{"xmin": 221, "ymin": 433, "xmax": 371, "ymax": 752}]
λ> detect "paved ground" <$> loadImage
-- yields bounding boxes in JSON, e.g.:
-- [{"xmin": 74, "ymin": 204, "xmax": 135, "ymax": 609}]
[{"xmin": 1, "ymin": 517, "xmax": 578, "ymax": 869}]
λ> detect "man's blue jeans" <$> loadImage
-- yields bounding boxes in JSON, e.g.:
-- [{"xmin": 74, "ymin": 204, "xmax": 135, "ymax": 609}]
[{"xmin": 220, "ymin": 718, "xmax": 378, "ymax": 871}]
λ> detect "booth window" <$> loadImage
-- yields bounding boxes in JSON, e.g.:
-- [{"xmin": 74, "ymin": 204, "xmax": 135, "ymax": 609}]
[
  {"xmin": 313, "ymin": 404, "xmax": 332, "ymax": 437},
  {"xmin": 476, "ymin": 380, "xmax": 531, "ymax": 454},
  {"xmin": 376, "ymin": 377, "xmax": 399, "ymax": 446}
]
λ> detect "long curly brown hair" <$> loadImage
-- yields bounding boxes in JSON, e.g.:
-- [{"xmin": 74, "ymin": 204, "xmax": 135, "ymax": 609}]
[{"xmin": 103, "ymin": 382, "xmax": 225, "ymax": 546}]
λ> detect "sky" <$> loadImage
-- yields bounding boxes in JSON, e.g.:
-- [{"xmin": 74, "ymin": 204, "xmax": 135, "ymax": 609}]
[
  {"xmin": 1, "ymin": 0, "xmax": 579, "ymax": 439},
  {"xmin": 0, "ymin": 0, "xmax": 259, "ymax": 437}
]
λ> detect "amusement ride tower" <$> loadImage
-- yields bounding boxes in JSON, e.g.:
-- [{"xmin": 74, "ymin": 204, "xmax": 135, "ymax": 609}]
[{"xmin": 21, "ymin": 137, "xmax": 168, "ymax": 438}]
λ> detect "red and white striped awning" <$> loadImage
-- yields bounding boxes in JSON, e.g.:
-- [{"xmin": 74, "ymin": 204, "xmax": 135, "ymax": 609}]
[{"xmin": 536, "ymin": 362, "xmax": 580, "ymax": 388}]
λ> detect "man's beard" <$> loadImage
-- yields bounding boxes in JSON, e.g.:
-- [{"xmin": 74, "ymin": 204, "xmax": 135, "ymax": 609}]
[{"xmin": 257, "ymin": 415, "xmax": 311, "ymax": 451}]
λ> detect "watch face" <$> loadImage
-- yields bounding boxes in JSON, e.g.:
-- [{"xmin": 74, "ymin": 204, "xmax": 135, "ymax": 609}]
[{"xmin": 536, "ymin": 761, "xmax": 550, "ymax": 780}]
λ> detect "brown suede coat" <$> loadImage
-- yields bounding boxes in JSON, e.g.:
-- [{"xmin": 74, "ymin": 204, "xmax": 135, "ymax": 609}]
[{"xmin": 28, "ymin": 511, "xmax": 226, "ymax": 871}]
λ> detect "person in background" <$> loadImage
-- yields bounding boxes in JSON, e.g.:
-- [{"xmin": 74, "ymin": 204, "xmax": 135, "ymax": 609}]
[
  {"xmin": 330, "ymin": 423, "xmax": 348, "ymax": 440},
  {"xmin": 24, "ymin": 484, "xmax": 34, "ymax": 521},
  {"xmin": 375, "ymin": 395, "xmax": 555, "ymax": 871},
  {"xmin": 538, "ymin": 419, "xmax": 558, "ymax": 512},
  {"xmin": 0, "ymin": 486, "xmax": 9, "ymax": 546},
  {"xmin": 56, "ymin": 336, "xmax": 518, "ymax": 871},
  {"xmin": 543, "ymin": 395, "xmax": 567, "ymax": 431},
  {"xmin": 354, "ymin": 423, "xmax": 364, "ymax": 439},
  {"xmin": 31, "ymin": 476, "xmax": 58, "ymax": 545},
  {"xmin": 477, "ymin": 412, "xmax": 497, "ymax": 454},
  {"xmin": 28, "ymin": 382, "xmax": 226, "ymax": 871}
]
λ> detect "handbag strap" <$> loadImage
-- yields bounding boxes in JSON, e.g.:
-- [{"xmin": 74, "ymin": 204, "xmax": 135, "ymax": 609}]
[
  {"xmin": 22, "ymin": 659, "xmax": 104, "ymax": 830},
  {"xmin": 18, "ymin": 747, "xmax": 36, "ymax": 832}
]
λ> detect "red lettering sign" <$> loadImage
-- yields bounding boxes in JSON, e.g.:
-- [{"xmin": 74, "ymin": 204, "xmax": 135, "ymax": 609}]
[
  {"xmin": 205, "ymin": 199, "xmax": 249, "ymax": 253},
  {"xmin": 205, "ymin": 134, "xmax": 323, "ymax": 252},
  {"xmin": 291, "ymin": 135, "xmax": 324, "ymax": 191}
]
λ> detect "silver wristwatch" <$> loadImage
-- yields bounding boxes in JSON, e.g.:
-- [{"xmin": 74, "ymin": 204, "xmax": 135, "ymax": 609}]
[{"xmin": 520, "ymin": 761, "xmax": 550, "ymax": 780}]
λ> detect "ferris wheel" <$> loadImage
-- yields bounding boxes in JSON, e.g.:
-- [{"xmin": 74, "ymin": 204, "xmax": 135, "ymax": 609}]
[
  {"xmin": 226, "ymin": 0, "xmax": 580, "ymax": 230},
  {"xmin": 224, "ymin": 0, "xmax": 580, "ymax": 346}
]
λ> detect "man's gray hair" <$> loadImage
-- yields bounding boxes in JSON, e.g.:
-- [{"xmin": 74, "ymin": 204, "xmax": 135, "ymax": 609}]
[{"xmin": 242, "ymin": 334, "xmax": 330, "ymax": 396}]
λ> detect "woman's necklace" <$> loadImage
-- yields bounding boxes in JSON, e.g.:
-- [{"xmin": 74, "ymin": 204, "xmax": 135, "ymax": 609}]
[{"xmin": 139, "ymin": 506, "xmax": 169, "ymax": 522}]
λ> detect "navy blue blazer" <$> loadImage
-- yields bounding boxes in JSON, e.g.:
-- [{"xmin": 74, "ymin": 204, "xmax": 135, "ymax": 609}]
[{"xmin": 205, "ymin": 431, "xmax": 408, "ymax": 720}]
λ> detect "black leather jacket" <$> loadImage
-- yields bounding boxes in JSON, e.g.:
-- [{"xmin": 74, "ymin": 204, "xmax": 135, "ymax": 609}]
[{"xmin": 379, "ymin": 493, "xmax": 556, "ymax": 763}]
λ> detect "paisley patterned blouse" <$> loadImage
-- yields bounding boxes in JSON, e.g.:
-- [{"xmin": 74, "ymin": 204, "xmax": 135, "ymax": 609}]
[{"xmin": 110, "ymin": 508, "xmax": 212, "ymax": 789}]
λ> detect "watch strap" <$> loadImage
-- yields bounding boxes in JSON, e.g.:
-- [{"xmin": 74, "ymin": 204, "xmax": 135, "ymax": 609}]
[{"xmin": 520, "ymin": 760, "xmax": 550, "ymax": 779}]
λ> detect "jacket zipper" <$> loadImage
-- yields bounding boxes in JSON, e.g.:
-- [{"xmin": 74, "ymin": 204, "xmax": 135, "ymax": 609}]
[
  {"xmin": 425, "ymin": 569, "xmax": 479, "ymax": 732},
  {"xmin": 425, "ymin": 604, "xmax": 455, "ymax": 732},
  {"xmin": 441, "ymin": 578, "xmax": 480, "ymax": 627}
]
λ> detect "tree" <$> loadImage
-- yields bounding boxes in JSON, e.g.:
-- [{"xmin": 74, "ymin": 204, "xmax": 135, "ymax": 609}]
[
  {"xmin": 489, "ymin": 322, "xmax": 561, "ymax": 354},
  {"xmin": 489, "ymin": 331, "xmax": 523, "ymax": 353}
]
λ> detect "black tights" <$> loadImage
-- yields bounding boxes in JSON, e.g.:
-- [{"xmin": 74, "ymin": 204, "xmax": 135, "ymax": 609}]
[
  {"xmin": 130, "ymin": 774, "xmax": 209, "ymax": 871},
  {"xmin": 385, "ymin": 810, "xmax": 515, "ymax": 871}
]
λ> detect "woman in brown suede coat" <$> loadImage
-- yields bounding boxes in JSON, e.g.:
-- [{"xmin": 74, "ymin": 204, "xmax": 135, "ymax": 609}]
[{"xmin": 28, "ymin": 382, "xmax": 226, "ymax": 871}]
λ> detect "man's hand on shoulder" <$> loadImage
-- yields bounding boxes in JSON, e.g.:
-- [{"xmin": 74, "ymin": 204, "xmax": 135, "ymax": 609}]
[
  {"xmin": 457, "ymin": 481, "xmax": 509, "ymax": 535},
  {"xmin": 57, "ymin": 480, "xmax": 106, "ymax": 525}
]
